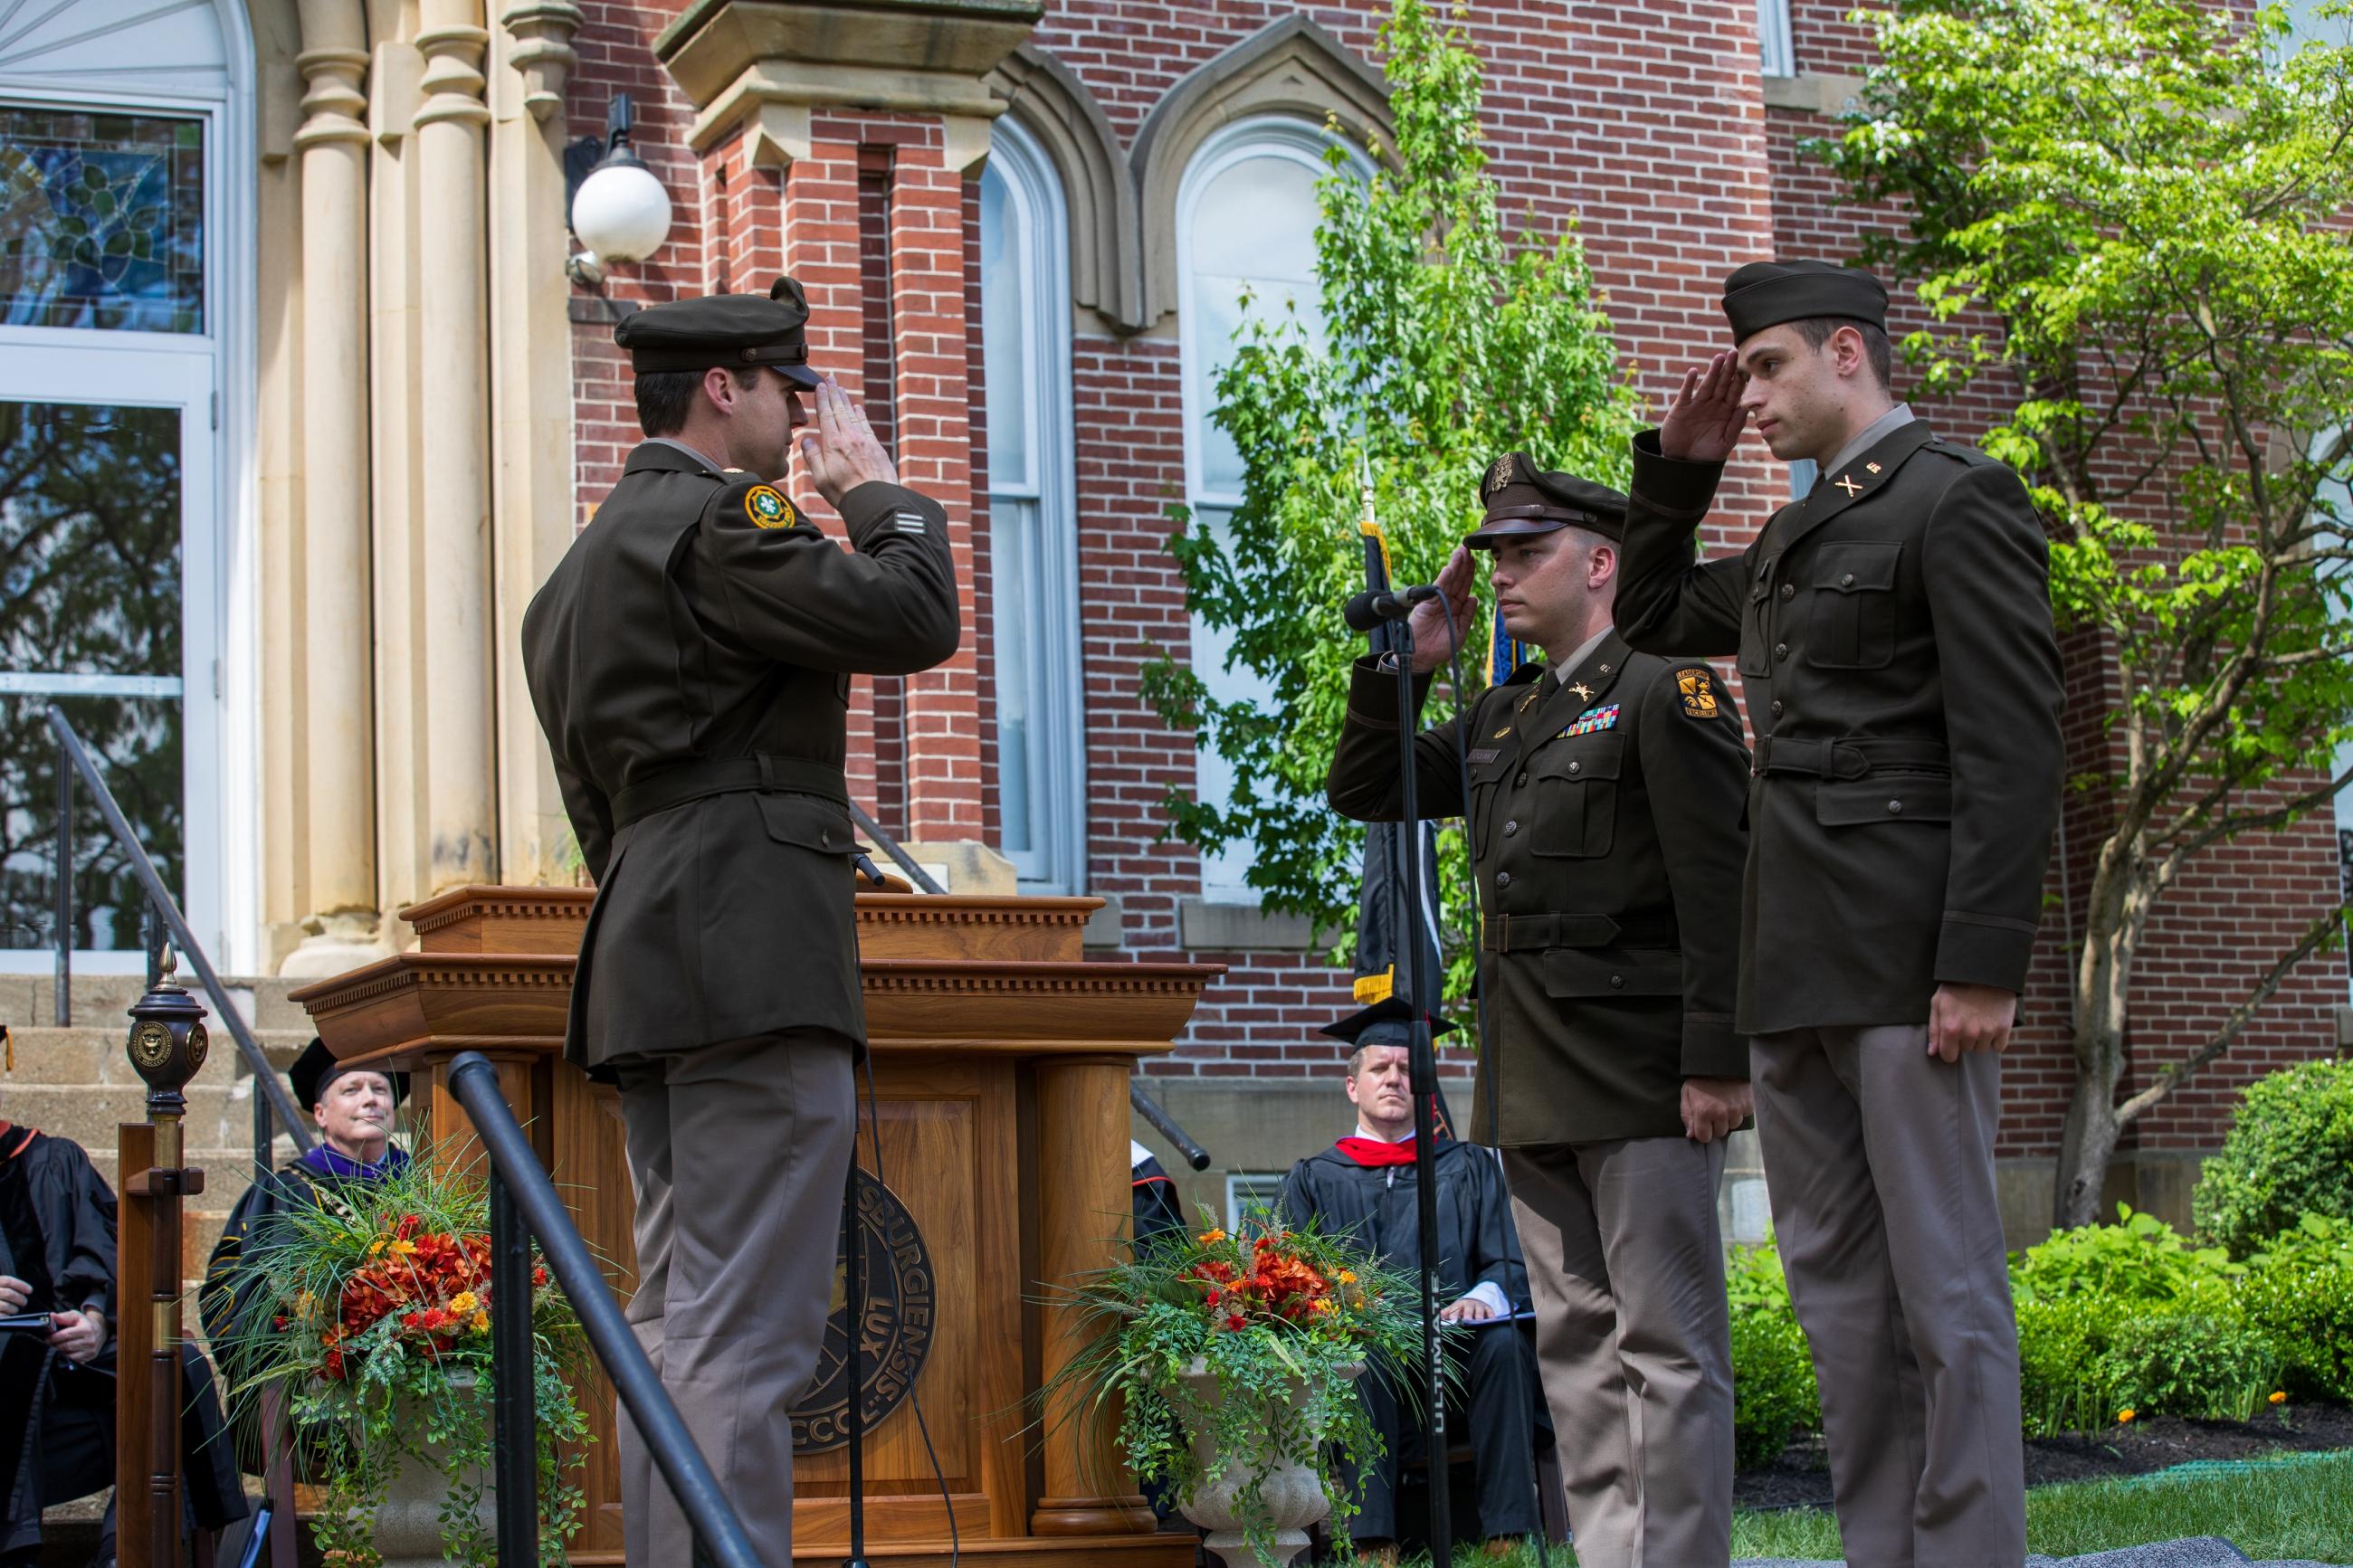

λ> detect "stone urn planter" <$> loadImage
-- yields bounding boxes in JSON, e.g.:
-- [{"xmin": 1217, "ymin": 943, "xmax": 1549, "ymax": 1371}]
[
  {"xmin": 351, "ymin": 1378, "xmax": 497, "ymax": 1568},
  {"xmin": 1175, "ymin": 1357, "xmax": 1363, "ymax": 1568}
]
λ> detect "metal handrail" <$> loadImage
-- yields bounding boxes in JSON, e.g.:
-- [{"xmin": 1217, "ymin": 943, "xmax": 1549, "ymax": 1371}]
[
  {"xmin": 446, "ymin": 1050, "xmax": 763, "ymax": 1568},
  {"xmin": 43, "ymin": 706, "xmax": 313, "ymax": 1152}
]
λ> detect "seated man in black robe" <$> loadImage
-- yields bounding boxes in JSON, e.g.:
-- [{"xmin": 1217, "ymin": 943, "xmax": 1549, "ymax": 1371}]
[
  {"xmin": 200, "ymin": 1039, "xmax": 409, "ymax": 1474},
  {"xmin": 1277, "ymin": 1041, "xmax": 1541, "ymax": 1563},
  {"xmin": 0, "ymin": 1111, "xmax": 244, "ymax": 1566}
]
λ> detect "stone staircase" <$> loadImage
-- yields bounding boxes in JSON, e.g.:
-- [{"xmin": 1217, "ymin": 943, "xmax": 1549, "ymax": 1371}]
[{"xmin": 0, "ymin": 972, "xmax": 318, "ymax": 1304}]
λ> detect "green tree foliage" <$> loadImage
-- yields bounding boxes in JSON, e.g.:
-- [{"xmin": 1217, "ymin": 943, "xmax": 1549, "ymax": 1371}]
[
  {"xmin": 1820, "ymin": 0, "xmax": 2353, "ymax": 1226},
  {"xmin": 0, "ymin": 399, "xmax": 185, "ymax": 952},
  {"xmin": 1140, "ymin": 0, "xmax": 1638, "ymax": 1006}
]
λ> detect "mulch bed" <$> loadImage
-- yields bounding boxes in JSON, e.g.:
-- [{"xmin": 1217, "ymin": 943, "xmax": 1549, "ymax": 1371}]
[{"xmin": 1735, "ymin": 1402, "xmax": 2353, "ymax": 1512}]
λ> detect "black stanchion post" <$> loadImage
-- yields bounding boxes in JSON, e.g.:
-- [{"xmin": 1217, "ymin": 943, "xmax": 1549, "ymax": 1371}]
[
  {"xmin": 843, "ymin": 1160, "xmax": 870, "ymax": 1568},
  {"xmin": 489, "ymin": 1164, "xmax": 538, "ymax": 1564},
  {"xmin": 52, "ymin": 743, "xmax": 70, "ymax": 1027},
  {"xmin": 1386, "ymin": 618, "xmax": 1453, "ymax": 1563}
]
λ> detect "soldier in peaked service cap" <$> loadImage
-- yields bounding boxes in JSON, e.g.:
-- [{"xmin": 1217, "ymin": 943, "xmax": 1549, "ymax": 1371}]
[
  {"xmin": 1327, "ymin": 451, "xmax": 1753, "ymax": 1563},
  {"xmin": 1615, "ymin": 261, "xmax": 2062, "ymax": 1567},
  {"xmin": 522, "ymin": 275, "xmax": 961, "ymax": 1567}
]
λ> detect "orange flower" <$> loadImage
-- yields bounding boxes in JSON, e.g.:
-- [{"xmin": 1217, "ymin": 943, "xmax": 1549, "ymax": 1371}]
[
  {"xmin": 1197, "ymin": 1229, "xmax": 1226, "ymax": 1244},
  {"xmin": 2269, "ymin": 1391, "xmax": 2288, "ymax": 1405},
  {"xmin": 2117, "ymin": 1409, "xmax": 2136, "ymax": 1424}
]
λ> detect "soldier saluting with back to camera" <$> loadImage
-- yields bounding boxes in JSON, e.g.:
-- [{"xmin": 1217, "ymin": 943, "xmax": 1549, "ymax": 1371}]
[
  {"xmin": 1615, "ymin": 260, "xmax": 2063, "ymax": 1568},
  {"xmin": 520, "ymin": 275, "xmax": 959, "ymax": 1568}
]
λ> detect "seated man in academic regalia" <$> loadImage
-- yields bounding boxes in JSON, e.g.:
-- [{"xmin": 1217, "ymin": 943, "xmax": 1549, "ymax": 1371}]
[
  {"xmin": 201, "ymin": 1038, "xmax": 410, "ymax": 1474},
  {"xmin": 1277, "ymin": 1032, "xmax": 1543, "ymax": 1564},
  {"xmin": 0, "ymin": 1109, "xmax": 245, "ymax": 1567}
]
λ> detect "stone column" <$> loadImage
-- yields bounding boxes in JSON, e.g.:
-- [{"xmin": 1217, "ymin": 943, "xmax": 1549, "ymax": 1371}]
[
  {"xmin": 488, "ymin": 2, "xmax": 581, "ymax": 889},
  {"xmin": 414, "ymin": 0, "xmax": 498, "ymax": 892},
  {"xmin": 282, "ymin": 0, "xmax": 382, "ymax": 976},
  {"xmin": 1031, "ymin": 1056, "xmax": 1156, "ymax": 1536}
]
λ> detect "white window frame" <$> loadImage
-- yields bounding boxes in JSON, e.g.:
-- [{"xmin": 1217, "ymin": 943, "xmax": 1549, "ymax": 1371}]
[
  {"xmin": 0, "ymin": 0, "xmax": 261, "ymax": 972},
  {"xmin": 980, "ymin": 117, "xmax": 1088, "ymax": 894},
  {"xmin": 1759, "ymin": 0, "xmax": 1796, "ymax": 78},
  {"xmin": 1176, "ymin": 116, "xmax": 1367, "ymax": 905},
  {"xmin": 1224, "ymin": 1172, "xmax": 1288, "ymax": 1231}
]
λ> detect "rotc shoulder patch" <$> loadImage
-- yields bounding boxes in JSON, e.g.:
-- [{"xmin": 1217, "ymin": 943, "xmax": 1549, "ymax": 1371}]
[
  {"xmin": 1559, "ymin": 704, "xmax": 1619, "ymax": 738},
  {"xmin": 744, "ymin": 484, "xmax": 796, "ymax": 529},
  {"xmin": 1677, "ymin": 667, "xmax": 1720, "ymax": 719}
]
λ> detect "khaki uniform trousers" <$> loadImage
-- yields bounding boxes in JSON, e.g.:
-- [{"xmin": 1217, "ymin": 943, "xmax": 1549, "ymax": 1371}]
[
  {"xmin": 1752, "ymin": 1024, "xmax": 2025, "ymax": 1568},
  {"xmin": 1502, "ymin": 1136, "xmax": 1733, "ymax": 1568},
  {"xmin": 613, "ymin": 1030, "xmax": 857, "ymax": 1568}
]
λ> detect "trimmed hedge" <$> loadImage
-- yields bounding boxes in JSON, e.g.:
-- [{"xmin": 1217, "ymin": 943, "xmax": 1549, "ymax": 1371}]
[{"xmin": 2194, "ymin": 1058, "xmax": 2353, "ymax": 1256}]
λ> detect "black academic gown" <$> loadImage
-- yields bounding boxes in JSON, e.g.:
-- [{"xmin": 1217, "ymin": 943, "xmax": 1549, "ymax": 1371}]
[
  {"xmin": 0, "ymin": 1128, "xmax": 244, "ymax": 1559},
  {"xmin": 201, "ymin": 1155, "xmax": 403, "ymax": 1476},
  {"xmin": 1276, "ymin": 1138, "xmax": 1541, "ymax": 1543}
]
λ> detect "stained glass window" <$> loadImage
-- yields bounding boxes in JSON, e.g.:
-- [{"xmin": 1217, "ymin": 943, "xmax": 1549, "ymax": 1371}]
[{"xmin": 0, "ymin": 108, "xmax": 205, "ymax": 334}]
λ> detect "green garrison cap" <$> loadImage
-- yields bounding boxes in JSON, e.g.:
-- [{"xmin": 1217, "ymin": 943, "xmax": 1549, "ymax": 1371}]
[
  {"xmin": 613, "ymin": 276, "xmax": 824, "ymax": 387},
  {"xmin": 1463, "ymin": 452, "xmax": 1628, "ymax": 549},
  {"xmin": 1721, "ymin": 259, "xmax": 1889, "ymax": 341}
]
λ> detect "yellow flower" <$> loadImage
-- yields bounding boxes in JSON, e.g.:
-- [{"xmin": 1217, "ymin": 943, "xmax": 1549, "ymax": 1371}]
[
  {"xmin": 390, "ymin": 1239, "xmax": 418, "ymax": 1255},
  {"xmin": 472, "ymin": 1311, "xmax": 491, "ymax": 1335},
  {"xmin": 2269, "ymin": 1391, "xmax": 2288, "ymax": 1404},
  {"xmin": 1338, "ymin": 1270, "xmax": 1357, "ymax": 1286},
  {"xmin": 448, "ymin": 1292, "xmax": 479, "ymax": 1315},
  {"xmin": 2117, "ymin": 1409, "xmax": 2136, "ymax": 1424},
  {"xmin": 367, "ymin": 1240, "xmax": 385, "ymax": 1257}
]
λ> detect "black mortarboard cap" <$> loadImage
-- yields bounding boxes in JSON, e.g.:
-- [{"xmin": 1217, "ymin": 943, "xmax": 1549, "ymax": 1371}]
[
  {"xmin": 1464, "ymin": 452, "xmax": 1628, "ymax": 549},
  {"xmin": 290, "ymin": 1037, "xmax": 409, "ymax": 1112},
  {"xmin": 1721, "ymin": 260, "xmax": 1889, "ymax": 341},
  {"xmin": 613, "ymin": 276, "xmax": 824, "ymax": 387},
  {"xmin": 1320, "ymin": 993, "xmax": 1460, "ymax": 1048}
]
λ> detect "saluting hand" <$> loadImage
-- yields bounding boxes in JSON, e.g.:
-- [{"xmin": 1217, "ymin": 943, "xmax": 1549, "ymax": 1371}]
[
  {"xmin": 798, "ymin": 376, "xmax": 899, "ymax": 509},
  {"xmin": 1406, "ymin": 546, "xmax": 1480, "ymax": 673},
  {"xmin": 1929, "ymin": 983, "xmax": 2016, "ymax": 1062},
  {"xmin": 1660, "ymin": 352, "xmax": 1750, "ymax": 464}
]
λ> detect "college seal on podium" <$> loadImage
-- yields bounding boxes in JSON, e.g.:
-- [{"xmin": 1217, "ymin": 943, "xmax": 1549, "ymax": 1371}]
[{"xmin": 789, "ymin": 1168, "xmax": 938, "ymax": 1452}]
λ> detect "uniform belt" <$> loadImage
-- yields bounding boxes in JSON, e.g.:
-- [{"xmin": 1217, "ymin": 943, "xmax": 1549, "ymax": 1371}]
[
  {"xmin": 610, "ymin": 753, "xmax": 848, "ymax": 830},
  {"xmin": 1752, "ymin": 736, "xmax": 1950, "ymax": 780},
  {"xmin": 1481, "ymin": 913, "xmax": 1676, "ymax": 953}
]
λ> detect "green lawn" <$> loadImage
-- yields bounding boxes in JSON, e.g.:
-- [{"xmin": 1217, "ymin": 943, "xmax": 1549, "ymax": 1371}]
[{"xmin": 1366, "ymin": 1448, "xmax": 2353, "ymax": 1566}]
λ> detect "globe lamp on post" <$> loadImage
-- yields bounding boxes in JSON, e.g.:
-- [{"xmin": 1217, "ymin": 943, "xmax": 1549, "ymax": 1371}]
[{"xmin": 567, "ymin": 94, "xmax": 672, "ymax": 288}]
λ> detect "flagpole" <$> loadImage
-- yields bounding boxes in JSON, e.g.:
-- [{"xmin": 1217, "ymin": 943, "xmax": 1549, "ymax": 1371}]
[{"xmin": 1358, "ymin": 466, "xmax": 1453, "ymax": 1563}]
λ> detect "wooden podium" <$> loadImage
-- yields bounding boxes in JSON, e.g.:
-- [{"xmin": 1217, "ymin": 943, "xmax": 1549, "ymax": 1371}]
[{"xmin": 288, "ymin": 885, "xmax": 1216, "ymax": 1566}]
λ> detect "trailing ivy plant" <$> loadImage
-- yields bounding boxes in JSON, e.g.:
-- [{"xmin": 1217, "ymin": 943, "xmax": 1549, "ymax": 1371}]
[
  {"xmin": 1037, "ymin": 1207, "xmax": 1429, "ymax": 1565},
  {"xmin": 1140, "ymin": 0, "xmax": 1638, "ymax": 1012}
]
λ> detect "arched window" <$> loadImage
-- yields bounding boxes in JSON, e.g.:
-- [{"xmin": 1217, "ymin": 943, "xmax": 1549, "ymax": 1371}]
[
  {"xmin": 1177, "ymin": 116, "xmax": 1362, "ymax": 903},
  {"xmin": 980, "ymin": 116, "xmax": 1086, "ymax": 892},
  {"xmin": 0, "ymin": 0, "xmax": 255, "ymax": 970}
]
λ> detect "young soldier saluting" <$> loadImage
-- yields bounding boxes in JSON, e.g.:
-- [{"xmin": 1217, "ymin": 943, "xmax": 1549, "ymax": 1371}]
[
  {"xmin": 1327, "ymin": 459, "xmax": 1752, "ymax": 1567},
  {"xmin": 521, "ymin": 277, "xmax": 959, "ymax": 1567},
  {"xmin": 1616, "ymin": 261, "xmax": 2062, "ymax": 1568}
]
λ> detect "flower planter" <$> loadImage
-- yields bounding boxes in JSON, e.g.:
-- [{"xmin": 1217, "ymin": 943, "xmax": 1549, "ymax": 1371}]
[
  {"xmin": 1175, "ymin": 1357, "xmax": 1362, "ymax": 1568},
  {"xmin": 363, "ymin": 1379, "xmax": 496, "ymax": 1568}
]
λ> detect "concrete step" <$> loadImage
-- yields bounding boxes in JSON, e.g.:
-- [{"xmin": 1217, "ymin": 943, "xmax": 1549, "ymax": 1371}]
[
  {"xmin": 0, "ymin": 973, "xmax": 323, "ymax": 1034},
  {"xmin": 1, "ymin": 1024, "xmax": 311, "ymax": 1086},
  {"xmin": 5, "ymin": 1082, "xmax": 255, "ymax": 1157}
]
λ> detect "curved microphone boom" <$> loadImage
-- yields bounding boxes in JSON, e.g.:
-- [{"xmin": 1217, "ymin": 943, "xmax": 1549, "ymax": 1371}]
[{"xmin": 1343, "ymin": 583, "xmax": 1440, "ymax": 632}]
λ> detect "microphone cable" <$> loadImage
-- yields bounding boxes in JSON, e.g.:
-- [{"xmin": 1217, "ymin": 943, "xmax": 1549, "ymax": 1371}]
[
  {"xmin": 853, "ymin": 1041, "xmax": 959, "ymax": 1568},
  {"xmin": 848, "ymin": 857, "xmax": 960, "ymax": 1567},
  {"xmin": 1435, "ymin": 598, "xmax": 1556, "ymax": 1568}
]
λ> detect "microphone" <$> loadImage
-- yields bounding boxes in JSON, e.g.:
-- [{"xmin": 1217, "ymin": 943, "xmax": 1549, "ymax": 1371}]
[{"xmin": 1344, "ymin": 584, "xmax": 1440, "ymax": 632}]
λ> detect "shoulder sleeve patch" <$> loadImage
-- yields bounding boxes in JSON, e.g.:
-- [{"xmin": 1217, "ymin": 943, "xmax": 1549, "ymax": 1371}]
[
  {"xmin": 743, "ymin": 483, "xmax": 796, "ymax": 528},
  {"xmin": 1676, "ymin": 666, "xmax": 1720, "ymax": 719}
]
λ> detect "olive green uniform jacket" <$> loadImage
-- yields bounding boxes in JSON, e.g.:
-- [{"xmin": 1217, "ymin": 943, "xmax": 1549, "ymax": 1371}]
[
  {"xmin": 520, "ymin": 442, "xmax": 960, "ymax": 1078},
  {"xmin": 1613, "ymin": 420, "xmax": 2063, "ymax": 1037},
  {"xmin": 1326, "ymin": 632, "xmax": 1752, "ymax": 1146}
]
